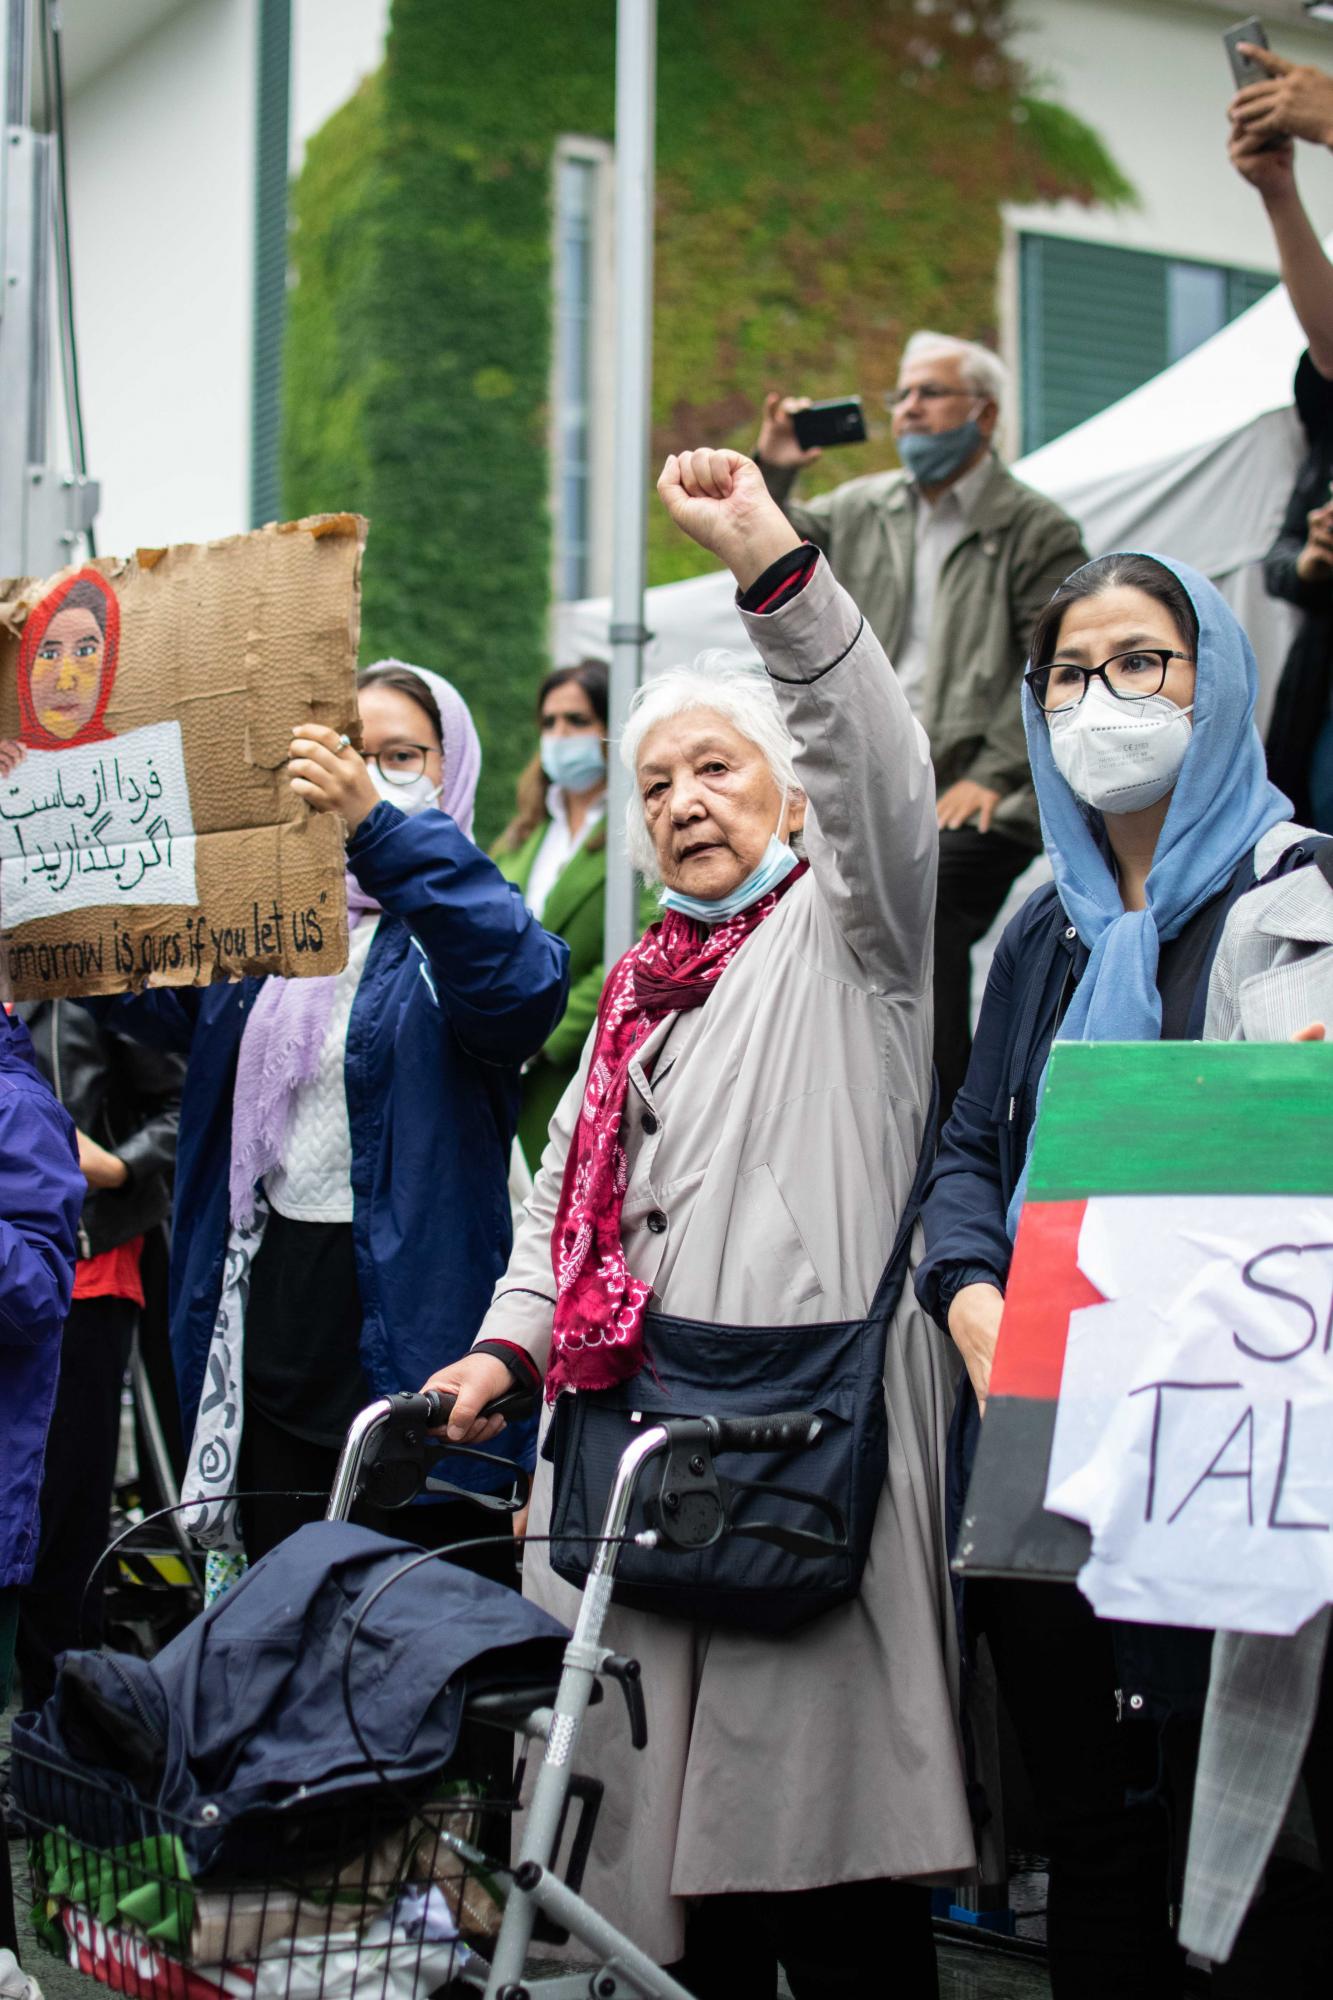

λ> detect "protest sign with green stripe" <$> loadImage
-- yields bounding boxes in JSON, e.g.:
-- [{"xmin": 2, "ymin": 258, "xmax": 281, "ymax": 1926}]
[{"xmin": 957, "ymin": 1040, "xmax": 1333, "ymax": 1633}]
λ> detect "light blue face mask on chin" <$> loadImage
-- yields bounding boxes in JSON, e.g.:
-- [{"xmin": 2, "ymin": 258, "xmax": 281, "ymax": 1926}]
[
  {"xmin": 897, "ymin": 413, "xmax": 984, "ymax": 487},
  {"xmin": 659, "ymin": 808, "xmax": 799, "ymax": 925}
]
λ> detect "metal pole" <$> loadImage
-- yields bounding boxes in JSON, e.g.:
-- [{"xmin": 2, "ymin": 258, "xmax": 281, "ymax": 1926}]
[
  {"xmin": 603, "ymin": 0, "xmax": 657, "ymax": 966},
  {"xmin": 0, "ymin": 0, "xmax": 36, "ymax": 570},
  {"xmin": 0, "ymin": 0, "xmax": 98, "ymax": 577}
]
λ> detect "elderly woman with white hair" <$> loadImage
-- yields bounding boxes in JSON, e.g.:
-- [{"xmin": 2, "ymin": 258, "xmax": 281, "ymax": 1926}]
[{"xmin": 430, "ymin": 451, "xmax": 973, "ymax": 1995}]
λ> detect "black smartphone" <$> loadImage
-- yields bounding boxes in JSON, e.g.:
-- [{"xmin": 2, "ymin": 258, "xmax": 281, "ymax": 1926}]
[
  {"xmin": 792, "ymin": 397, "xmax": 867, "ymax": 451},
  {"xmin": 1223, "ymin": 17, "xmax": 1270, "ymax": 89}
]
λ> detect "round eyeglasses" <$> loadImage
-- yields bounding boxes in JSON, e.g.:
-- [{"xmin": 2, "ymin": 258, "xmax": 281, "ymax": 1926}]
[
  {"xmin": 365, "ymin": 742, "xmax": 433, "ymax": 785},
  {"xmin": 1024, "ymin": 649, "xmax": 1194, "ymax": 714}
]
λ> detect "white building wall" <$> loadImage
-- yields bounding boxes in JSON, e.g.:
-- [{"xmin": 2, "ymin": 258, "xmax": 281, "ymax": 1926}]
[
  {"xmin": 1007, "ymin": 0, "xmax": 1333, "ymax": 269},
  {"xmin": 61, "ymin": 0, "xmax": 390, "ymax": 561},
  {"xmin": 65, "ymin": 0, "xmax": 258, "ymax": 557},
  {"xmin": 291, "ymin": 0, "xmax": 389, "ymax": 174}
]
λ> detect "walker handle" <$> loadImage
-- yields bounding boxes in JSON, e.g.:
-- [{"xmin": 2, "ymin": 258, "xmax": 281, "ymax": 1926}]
[
  {"xmin": 420, "ymin": 1386, "xmax": 537, "ymax": 1430},
  {"xmin": 703, "ymin": 1411, "xmax": 823, "ymax": 1454}
]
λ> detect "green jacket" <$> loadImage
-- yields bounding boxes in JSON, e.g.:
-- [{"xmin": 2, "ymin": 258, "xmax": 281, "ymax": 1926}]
[
  {"xmin": 762, "ymin": 454, "xmax": 1088, "ymax": 844},
  {"xmin": 495, "ymin": 819, "xmax": 655, "ymax": 1166}
]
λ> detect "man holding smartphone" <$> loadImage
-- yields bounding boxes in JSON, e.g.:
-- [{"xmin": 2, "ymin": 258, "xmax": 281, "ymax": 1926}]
[{"xmin": 756, "ymin": 332, "xmax": 1087, "ymax": 1111}]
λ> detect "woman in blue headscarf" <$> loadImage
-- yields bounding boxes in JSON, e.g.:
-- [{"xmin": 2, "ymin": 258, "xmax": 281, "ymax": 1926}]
[{"xmin": 915, "ymin": 552, "xmax": 1314, "ymax": 1998}]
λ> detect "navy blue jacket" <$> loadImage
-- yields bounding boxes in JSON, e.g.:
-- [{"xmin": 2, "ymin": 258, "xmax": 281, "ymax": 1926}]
[
  {"xmin": 13, "ymin": 1519, "xmax": 570, "ymax": 1872},
  {"xmin": 916, "ymin": 881, "xmax": 1085, "ymax": 1522},
  {"xmin": 110, "ymin": 803, "xmax": 569, "ymax": 1491},
  {"xmin": 0, "ymin": 1012, "xmax": 84, "ymax": 1589},
  {"xmin": 915, "ymin": 852, "xmax": 1310, "ymax": 1713}
]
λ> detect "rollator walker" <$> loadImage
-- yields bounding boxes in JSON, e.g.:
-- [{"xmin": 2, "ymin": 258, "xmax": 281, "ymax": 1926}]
[
  {"xmin": 15, "ymin": 1388, "xmax": 833, "ymax": 2000},
  {"xmin": 330, "ymin": 1390, "xmax": 828, "ymax": 2000}
]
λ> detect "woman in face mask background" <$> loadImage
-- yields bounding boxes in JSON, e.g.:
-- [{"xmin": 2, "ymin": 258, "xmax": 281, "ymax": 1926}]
[
  {"xmin": 495, "ymin": 661, "xmax": 651, "ymax": 1167},
  {"xmin": 104, "ymin": 659, "xmax": 569, "ymax": 1575},
  {"xmin": 915, "ymin": 553, "xmax": 1317, "ymax": 1998}
]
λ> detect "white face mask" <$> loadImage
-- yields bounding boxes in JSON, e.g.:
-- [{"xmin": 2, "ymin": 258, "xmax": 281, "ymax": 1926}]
[
  {"xmin": 1046, "ymin": 679, "xmax": 1194, "ymax": 816},
  {"xmin": 367, "ymin": 761, "xmax": 442, "ymax": 817}
]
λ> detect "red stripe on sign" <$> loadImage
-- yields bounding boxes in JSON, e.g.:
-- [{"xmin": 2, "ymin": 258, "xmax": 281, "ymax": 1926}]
[{"xmin": 988, "ymin": 1199, "xmax": 1105, "ymax": 1400}]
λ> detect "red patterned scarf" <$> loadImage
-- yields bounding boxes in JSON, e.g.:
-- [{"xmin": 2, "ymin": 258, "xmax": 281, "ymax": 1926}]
[{"xmin": 547, "ymin": 863, "xmax": 808, "ymax": 1398}]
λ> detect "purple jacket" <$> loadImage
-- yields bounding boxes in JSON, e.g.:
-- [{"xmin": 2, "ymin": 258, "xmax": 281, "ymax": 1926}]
[{"xmin": 0, "ymin": 1010, "xmax": 84, "ymax": 1589}]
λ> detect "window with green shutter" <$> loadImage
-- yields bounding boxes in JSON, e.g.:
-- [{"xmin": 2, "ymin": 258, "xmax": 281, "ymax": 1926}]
[{"xmin": 1019, "ymin": 234, "xmax": 1274, "ymax": 456}]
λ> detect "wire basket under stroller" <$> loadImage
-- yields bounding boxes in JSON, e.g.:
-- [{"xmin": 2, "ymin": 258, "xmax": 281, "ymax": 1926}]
[
  {"xmin": 16, "ymin": 1739, "xmax": 509, "ymax": 2000},
  {"xmin": 15, "ymin": 1388, "xmax": 834, "ymax": 2000}
]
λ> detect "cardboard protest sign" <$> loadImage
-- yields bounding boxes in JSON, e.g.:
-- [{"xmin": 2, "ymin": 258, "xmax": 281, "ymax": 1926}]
[
  {"xmin": 0, "ymin": 515, "xmax": 365, "ymax": 998},
  {"xmin": 955, "ymin": 1040, "xmax": 1333, "ymax": 1634}
]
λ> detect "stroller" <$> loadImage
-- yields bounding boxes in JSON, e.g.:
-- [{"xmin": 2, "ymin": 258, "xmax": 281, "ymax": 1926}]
[{"xmin": 12, "ymin": 1390, "xmax": 831, "ymax": 2000}]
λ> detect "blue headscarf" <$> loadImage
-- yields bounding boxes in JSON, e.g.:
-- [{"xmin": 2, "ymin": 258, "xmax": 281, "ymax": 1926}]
[{"xmin": 1005, "ymin": 551, "xmax": 1291, "ymax": 1236}]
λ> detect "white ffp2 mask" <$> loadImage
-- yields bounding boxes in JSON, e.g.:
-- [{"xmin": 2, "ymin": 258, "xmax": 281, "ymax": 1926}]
[
  {"xmin": 368, "ymin": 762, "xmax": 442, "ymax": 816},
  {"xmin": 1046, "ymin": 680, "xmax": 1194, "ymax": 816}
]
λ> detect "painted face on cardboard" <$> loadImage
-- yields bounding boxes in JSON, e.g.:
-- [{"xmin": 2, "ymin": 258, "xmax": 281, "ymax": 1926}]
[
  {"xmin": 30, "ymin": 607, "xmax": 107, "ymax": 742},
  {"xmin": 16, "ymin": 570, "xmax": 120, "ymax": 750},
  {"xmin": 637, "ymin": 706, "xmax": 805, "ymax": 900}
]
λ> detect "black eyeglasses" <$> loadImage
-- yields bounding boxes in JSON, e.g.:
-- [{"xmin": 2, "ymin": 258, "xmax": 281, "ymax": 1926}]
[
  {"xmin": 885, "ymin": 384, "xmax": 975, "ymax": 408},
  {"xmin": 1024, "ymin": 649, "xmax": 1194, "ymax": 714},
  {"xmin": 365, "ymin": 742, "xmax": 433, "ymax": 785}
]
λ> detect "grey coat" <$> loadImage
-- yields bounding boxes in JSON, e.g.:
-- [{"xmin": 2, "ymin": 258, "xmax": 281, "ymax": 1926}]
[
  {"xmin": 1182, "ymin": 831, "xmax": 1333, "ymax": 1962},
  {"xmin": 475, "ymin": 558, "xmax": 975, "ymax": 1960},
  {"xmin": 761, "ymin": 454, "xmax": 1087, "ymax": 843}
]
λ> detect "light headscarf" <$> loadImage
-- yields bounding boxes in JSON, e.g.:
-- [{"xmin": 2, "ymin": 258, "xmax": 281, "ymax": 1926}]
[
  {"xmin": 367, "ymin": 659, "xmax": 482, "ymax": 839},
  {"xmin": 1006, "ymin": 552, "xmax": 1291, "ymax": 1236}
]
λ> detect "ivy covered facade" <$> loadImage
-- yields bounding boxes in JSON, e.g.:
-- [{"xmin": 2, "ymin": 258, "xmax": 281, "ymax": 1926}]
[{"xmin": 281, "ymin": 0, "xmax": 1128, "ymax": 842}]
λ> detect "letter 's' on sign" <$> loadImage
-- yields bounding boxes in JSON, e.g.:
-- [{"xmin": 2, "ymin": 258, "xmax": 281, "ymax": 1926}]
[
  {"xmin": 956, "ymin": 1041, "xmax": 1333, "ymax": 1636},
  {"xmin": 0, "ymin": 516, "xmax": 365, "ymax": 997}
]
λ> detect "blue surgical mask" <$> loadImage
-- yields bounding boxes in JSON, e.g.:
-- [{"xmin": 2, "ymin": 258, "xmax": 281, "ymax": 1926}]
[
  {"xmin": 897, "ymin": 415, "xmax": 985, "ymax": 488},
  {"xmin": 660, "ymin": 820, "xmax": 799, "ymax": 925},
  {"xmin": 541, "ymin": 734, "xmax": 606, "ymax": 793}
]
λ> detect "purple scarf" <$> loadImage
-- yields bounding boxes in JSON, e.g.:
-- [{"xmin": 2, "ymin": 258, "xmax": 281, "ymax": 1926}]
[
  {"xmin": 228, "ymin": 662, "xmax": 483, "ymax": 1227},
  {"xmin": 227, "ymin": 873, "xmax": 380, "ymax": 1227}
]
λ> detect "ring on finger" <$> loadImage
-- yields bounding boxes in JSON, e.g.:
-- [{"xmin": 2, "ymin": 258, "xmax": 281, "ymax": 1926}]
[{"xmin": 336, "ymin": 733, "xmax": 352, "ymax": 751}]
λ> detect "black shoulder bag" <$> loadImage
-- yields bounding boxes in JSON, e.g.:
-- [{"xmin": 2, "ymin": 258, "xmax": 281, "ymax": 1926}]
[{"xmin": 546, "ymin": 1088, "xmax": 939, "ymax": 1634}]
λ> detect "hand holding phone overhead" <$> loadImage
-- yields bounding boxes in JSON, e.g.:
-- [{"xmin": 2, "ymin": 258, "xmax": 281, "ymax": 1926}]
[{"xmin": 1226, "ymin": 23, "xmax": 1333, "ymax": 151}]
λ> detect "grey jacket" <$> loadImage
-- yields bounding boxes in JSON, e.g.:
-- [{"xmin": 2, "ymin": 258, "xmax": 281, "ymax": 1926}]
[
  {"xmin": 1182, "ymin": 832, "xmax": 1333, "ymax": 1962},
  {"xmin": 761, "ymin": 454, "xmax": 1087, "ymax": 843},
  {"xmin": 477, "ymin": 557, "xmax": 973, "ymax": 1960}
]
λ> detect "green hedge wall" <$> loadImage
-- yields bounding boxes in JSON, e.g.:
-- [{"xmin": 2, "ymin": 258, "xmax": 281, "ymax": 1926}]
[{"xmin": 282, "ymin": 0, "xmax": 1130, "ymax": 844}]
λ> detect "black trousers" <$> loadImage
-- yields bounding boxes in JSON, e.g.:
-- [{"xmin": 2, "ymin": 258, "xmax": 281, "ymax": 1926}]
[
  {"xmin": 236, "ymin": 1401, "xmax": 518, "ymax": 1580},
  {"xmin": 976, "ymin": 1579, "xmax": 1182, "ymax": 1999},
  {"xmin": 666, "ymin": 1879, "xmax": 936, "ymax": 1999},
  {"xmin": 934, "ymin": 825, "xmax": 1035, "ymax": 1118},
  {"xmin": 977, "ymin": 1580, "xmax": 1331, "ymax": 1998},
  {"xmin": 16, "ymin": 1294, "xmax": 136, "ymax": 1712}
]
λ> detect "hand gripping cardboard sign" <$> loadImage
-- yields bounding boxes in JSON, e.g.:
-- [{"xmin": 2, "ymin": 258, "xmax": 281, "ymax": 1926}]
[{"xmin": 0, "ymin": 514, "xmax": 365, "ymax": 997}]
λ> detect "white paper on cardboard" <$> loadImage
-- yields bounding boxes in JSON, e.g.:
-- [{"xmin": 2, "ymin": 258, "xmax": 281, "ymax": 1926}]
[
  {"xmin": 0, "ymin": 722, "xmax": 197, "ymax": 924},
  {"xmin": 1045, "ymin": 1195, "xmax": 1333, "ymax": 1635}
]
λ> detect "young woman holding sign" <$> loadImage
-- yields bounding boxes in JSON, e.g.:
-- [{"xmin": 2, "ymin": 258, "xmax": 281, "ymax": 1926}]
[
  {"xmin": 109, "ymin": 662, "xmax": 568, "ymax": 1573},
  {"xmin": 916, "ymin": 554, "xmax": 1325, "ymax": 1997}
]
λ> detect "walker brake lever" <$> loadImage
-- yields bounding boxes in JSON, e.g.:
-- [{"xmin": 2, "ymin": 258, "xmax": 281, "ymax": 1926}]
[{"xmin": 600, "ymin": 1653, "xmax": 648, "ymax": 1751}]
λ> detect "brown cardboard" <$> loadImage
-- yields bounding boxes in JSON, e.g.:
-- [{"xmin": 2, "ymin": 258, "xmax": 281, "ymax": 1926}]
[{"xmin": 0, "ymin": 514, "xmax": 365, "ymax": 999}]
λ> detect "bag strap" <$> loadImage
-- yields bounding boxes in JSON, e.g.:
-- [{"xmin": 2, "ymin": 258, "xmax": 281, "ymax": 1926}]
[
  {"xmin": 864, "ymin": 1070, "xmax": 941, "ymax": 1330},
  {"xmin": 1258, "ymin": 834, "xmax": 1333, "ymax": 888}
]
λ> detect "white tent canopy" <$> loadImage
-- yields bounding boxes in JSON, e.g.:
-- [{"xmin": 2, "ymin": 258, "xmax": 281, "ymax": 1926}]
[{"xmin": 555, "ymin": 267, "xmax": 1316, "ymax": 729}]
